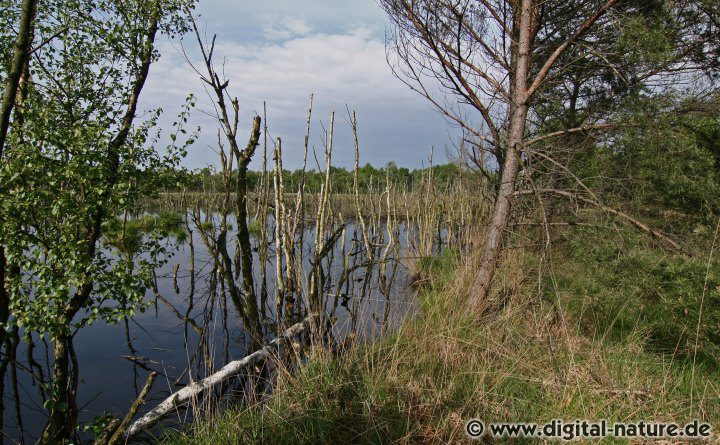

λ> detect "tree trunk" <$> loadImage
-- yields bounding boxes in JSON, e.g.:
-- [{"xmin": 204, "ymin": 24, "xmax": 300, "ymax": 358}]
[
  {"xmin": 0, "ymin": 0, "xmax": 35, "ymax": 155},
  {"xmin": 468, "ymin": 0, "xmax": 533, "ymax": 311},
  {"xmin": 41, "ymin": 10, "xmax": 160, "ymax": 442},
  {"xmin": 42, "ymin": 334, "xmax": 72, "ymax": 443},
  {"xmin": 0, "ymin": 0, "xmax": 37, "ymax": 350},
  {"xmin": 124, "ymin": 314, "xmax": 317, "ymax": 439}
]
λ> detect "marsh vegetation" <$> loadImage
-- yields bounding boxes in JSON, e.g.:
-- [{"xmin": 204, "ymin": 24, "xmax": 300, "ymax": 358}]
[
  {"xmin": 0, "ymin": 8, "xmax": 485, "ymax": 439},
  {"xmin": 1, "ymin": 0, "xmax": 720, "ymax": 444}
]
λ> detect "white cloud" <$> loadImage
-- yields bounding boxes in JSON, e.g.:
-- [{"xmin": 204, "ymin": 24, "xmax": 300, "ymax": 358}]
[
  {"xmin": 196, "ymin": 0, "xmax": 387, "ymax": 43},
  {"xmin": 263, "ymin": 17, "xmax": 313, "ymax": 41},
  {"xmin": 141, "ymin": 14, "xmax": 454, "ymax": 170},
  {"xmin": 207, "ymin": 28, "xmax": 410, "ymax": 113}
]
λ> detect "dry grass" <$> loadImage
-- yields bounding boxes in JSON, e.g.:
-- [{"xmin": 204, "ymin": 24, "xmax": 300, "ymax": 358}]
[{"xmin": 160, "ymin": 230, "xmax": 720, "ymax": 444}]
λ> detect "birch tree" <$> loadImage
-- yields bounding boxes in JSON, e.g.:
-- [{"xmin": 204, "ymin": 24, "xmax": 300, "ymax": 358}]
[{"xmin": 0, "ymin": 0, "xmax": 195, "ymax": 441}]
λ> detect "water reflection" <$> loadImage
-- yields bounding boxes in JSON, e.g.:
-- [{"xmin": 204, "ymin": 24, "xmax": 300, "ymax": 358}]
[{"xmin": 2, "ymin": 212, "xmax": 419, "ymax": 442}]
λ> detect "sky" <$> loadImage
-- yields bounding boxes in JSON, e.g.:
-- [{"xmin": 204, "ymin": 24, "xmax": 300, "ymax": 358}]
[{"xmin": 139, "ymin": 0, "xmax": 457, "ymax": 171}]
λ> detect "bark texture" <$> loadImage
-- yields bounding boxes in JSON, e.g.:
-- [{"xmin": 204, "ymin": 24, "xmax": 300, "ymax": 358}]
[{"xmin": 468, "ymin": 0, "xmax": 533, "ymax": 310}]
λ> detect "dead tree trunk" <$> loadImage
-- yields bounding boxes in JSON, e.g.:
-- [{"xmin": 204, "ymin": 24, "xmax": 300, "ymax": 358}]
[
  {"xmin": 234, "ymin": 118, "xmax": 263, "ymax": 341},
  {"xmin": 124, "ymin": 314, "xmax": 317, "ymax": 439},
  {"xmin": 189, "ymin": 19, "xmax": 263, "ymax": 342}
]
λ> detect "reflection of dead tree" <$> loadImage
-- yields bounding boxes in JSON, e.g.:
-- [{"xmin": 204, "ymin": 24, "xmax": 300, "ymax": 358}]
[
  {"xmin": 152, "ymin": 288, "xmax": 203, "ymax": 336},
  {"xmin": 185, "ymin": 18, "xmax": 262, "ymax": 343},
  {"xmin": 181, "ymin": 202, "xmax": 197, "ymax": 341}
]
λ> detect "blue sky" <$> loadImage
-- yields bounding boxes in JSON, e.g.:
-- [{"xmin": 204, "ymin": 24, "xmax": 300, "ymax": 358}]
[{"xmin": 140, "ymin": 0, "xmax": 457, "ymax": 171}]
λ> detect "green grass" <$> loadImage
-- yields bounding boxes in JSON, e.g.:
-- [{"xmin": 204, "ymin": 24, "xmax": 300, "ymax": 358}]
[
  {"xmin": 103, "ymin": 211, "xmax": 187, "ymax": 253},
  {"xmin": 159, "ymin": 225, "xmax": 720, "ymax": 444},
  {"xmin": 551, "ymin": 225, "xmax": 720, "ymax": 369},
  {"xmin": 247, "ymin": 219, "xmax": 263, "ymax": 238}
]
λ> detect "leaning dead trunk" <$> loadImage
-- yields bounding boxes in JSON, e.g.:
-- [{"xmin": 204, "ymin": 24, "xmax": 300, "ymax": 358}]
[{"xmin": 124, "ymin": 314, "xmax": 317, "ymax": 439}]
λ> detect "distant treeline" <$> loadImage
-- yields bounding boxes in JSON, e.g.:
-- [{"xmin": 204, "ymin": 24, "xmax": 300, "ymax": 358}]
[{"xmin": 163, "ymin": 162, "xmax": 473, "ymax": 193}]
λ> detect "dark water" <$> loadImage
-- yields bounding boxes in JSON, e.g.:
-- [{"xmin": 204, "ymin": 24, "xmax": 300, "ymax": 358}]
[{"xmin": 1, "ymin": 214, "xmax": 416, "ymax": 442}]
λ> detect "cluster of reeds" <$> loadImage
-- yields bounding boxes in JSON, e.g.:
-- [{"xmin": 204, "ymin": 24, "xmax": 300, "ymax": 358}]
[
  {"xmin": 67, "ymin": 95, "xmax": 493, "ymax": 440},
  {"xmin": 140, "ymin": 101, "xmax": 485, "ymax": 369}
]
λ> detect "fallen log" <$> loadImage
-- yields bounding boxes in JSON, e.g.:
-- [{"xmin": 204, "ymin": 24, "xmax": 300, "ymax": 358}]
[{"xmin": 124, "ymin": 314, "xmax": 318, "ymax": 440}]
